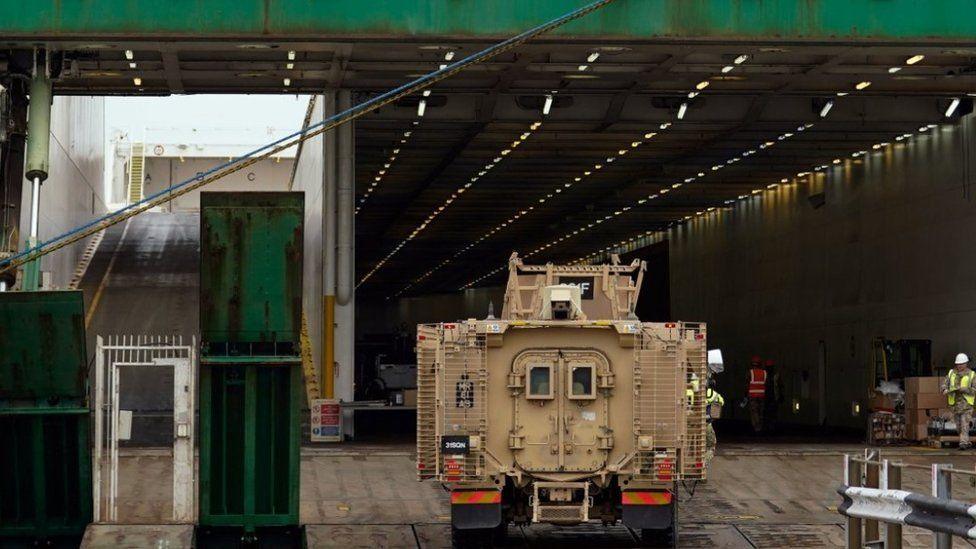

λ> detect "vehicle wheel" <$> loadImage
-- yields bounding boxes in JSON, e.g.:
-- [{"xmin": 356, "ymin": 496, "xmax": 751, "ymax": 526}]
[{"xmin": 451, "ymin": 526, "xmax": 493, "ymax": 549}]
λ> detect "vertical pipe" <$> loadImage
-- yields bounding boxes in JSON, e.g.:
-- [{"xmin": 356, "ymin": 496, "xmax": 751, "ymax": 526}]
[
  {"xmin": 844, "ymin": 454, "xmax": 862, "ymax": 549},
  {"xmin": 932, "ymin": 463, "xmax": 951, "ymax": 549},
  {"xmin": 23, "ymin": 57, "xmax": 52, "ymax": 291},
  {"xmin": 336, "ymin": 90, "xmax": 353, "ymax": 305},
  {"xmin": 882, "ymin": 460, "xmax": 902, "ymax": 549},
  {"xmin": 863, "ymin": 450, "xmax": 879, "ymax": 542},
  {"xmin": 322, "ymin": 91, "xmax": 337, "ymax": 399}
]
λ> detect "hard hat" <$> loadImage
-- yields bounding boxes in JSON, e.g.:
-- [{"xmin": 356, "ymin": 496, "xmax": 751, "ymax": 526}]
[{"xmin": 955, "ymin": 353, "xmax": 969, "ymax": 365}]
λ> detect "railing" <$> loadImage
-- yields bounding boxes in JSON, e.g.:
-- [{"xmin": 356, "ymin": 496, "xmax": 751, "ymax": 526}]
[{"xmin": 840, "ymin": 450, "xmax": 976, "ymax": 548}]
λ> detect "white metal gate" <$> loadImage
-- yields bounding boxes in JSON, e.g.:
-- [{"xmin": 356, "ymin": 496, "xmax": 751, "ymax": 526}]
[{"xmin": 93, "ymin": 335, "xmax": 197, "ymax": 524}]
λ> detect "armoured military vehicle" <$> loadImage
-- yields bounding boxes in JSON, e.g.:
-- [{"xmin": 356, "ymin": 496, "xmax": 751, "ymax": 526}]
[{"xmin": 416, "ymin": 254, "xmax": 707, "ymax": 548}]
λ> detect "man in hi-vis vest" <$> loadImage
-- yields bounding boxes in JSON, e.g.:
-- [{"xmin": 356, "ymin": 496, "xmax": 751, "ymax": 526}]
[
  {"xmin": 943, "ymin": 353, "xmax": 975, "ymax": 450},
  {"xmin": 747, "ymin": 356, "xmax": 767, "ymax": 433}
]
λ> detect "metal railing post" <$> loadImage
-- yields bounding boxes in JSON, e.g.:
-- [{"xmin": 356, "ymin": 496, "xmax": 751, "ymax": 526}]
[
  {"xmin": 864, "ymin": 450, "xmax": 880, "ymax": 543},
  {"xmin": 845, "ymin": 454, "xmax": 863, "ymax": 549},
  {"xmin": 932, "ymin": 463, "xmax": 952, "ymax": 549},
  {"xmin": 881, "ymin": 459, "xmax": 902, "ymax": 549}
]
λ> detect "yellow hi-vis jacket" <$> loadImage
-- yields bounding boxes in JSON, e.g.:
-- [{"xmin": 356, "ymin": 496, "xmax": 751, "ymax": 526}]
[
  {"xmin": 706, "ymin": 388, "xmax": 725, "ymax": 406},
  {"xmin": 947, "ymin": 369, "xmax": 976, "ymax": 406}
]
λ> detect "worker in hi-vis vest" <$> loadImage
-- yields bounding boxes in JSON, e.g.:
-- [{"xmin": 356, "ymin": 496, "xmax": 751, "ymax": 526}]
[
  {"xmin": 942, "ymin": 353, "xmax": 975, "ymax": 450},
  {"xmin": 747, "ymin": 356, "xmax": 767, "ymax": 433},
  {"xmin": 705, "ymin": 349, "xmax": 725, "ymax": 462}
]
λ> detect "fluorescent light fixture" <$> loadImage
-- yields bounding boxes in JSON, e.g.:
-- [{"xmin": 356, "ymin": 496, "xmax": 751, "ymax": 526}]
[
  {"xmin": 677, "ymin": 102, "xmax": 688, "ymax": 119},
  {"xmin": 124, "ymin": 49, "xmax": 134, "ymax": 60},
  {"xmin": 578, "ymin": 64, "xmax": 589, "ymax": 71},
  {"xmin": 945, "ymin": 97, "xmax": 961, "ymax": 117},
  {"xmin": 819, "ymin": 99, "xmax": 834, "ymax": 118},
  {"xmin": 542, "ymin": 94, "xmax": 553, "ymax": 115},
  {"xmin": 587, "ymin": 52, "xmax": 600, "ymax": 63},
  {"xmin": 283, "ymin": 77, "xmax": 291, "ymax": 86},
  {"xmin": 888, "ymin": 66, "xmax": 901, "ymax": 73},
  {"xmin": 734, "ymin": 54, "xmax": 749, "ymax": 64},
  {"xmin": 286, "ymin": 63, "xmax": 294, "ymax": 70},
  {"xmin": 422, "ymin": 89, "xmax": 431, "ymax": 97},
  {"xmin": 906, "ymin": 54, "xmax": 925, "ymax": 65},
  {"xmin": 721, "ymin": 65, "xmax": 734, "ymax": 73},
  {"xmin": 417, "ymin": 99, "xmax": 427, "ymax": 117},
  {"xmin": 287, "ymin": 50, "xmax": 296, "ymax": 61},
  {"xmin": 836, "ymin": 91, "xmax": 849, "ymax": 97},
  {"xmin": 133, "ymin": 77, "xmax": 142, "ymax": 86},
  {"xmin": 855, "ymin": 81, "xmax": 871, "ymax": 90},
  {"xmin": 696, "ymin": 80, "xmax": 710, "ymax": 90},
  {"xmin": 129, "ymin": 62, "xmax": 137, "ymax": 69},
  {"xmin": 444, "ymin": 51, "xmax": 455, "ymax": 61},
  {"xmin": 660, "ymin": 122, "xmax": 671, "ymax": 130},
  {"xmin": 687, "ymin": 91, "xmax": 699, "ymax": 99}
]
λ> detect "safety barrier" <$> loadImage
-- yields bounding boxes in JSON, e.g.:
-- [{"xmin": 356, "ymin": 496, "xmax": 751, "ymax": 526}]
[{"xmin": 839, "ymin": 450, "xmax": 976, "ymax": 548}]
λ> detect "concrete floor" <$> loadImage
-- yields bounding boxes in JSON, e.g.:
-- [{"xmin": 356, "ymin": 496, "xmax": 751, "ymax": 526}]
[{"xmin": 101, "ymin": 443, "xmax": 976, "ymax": 548}]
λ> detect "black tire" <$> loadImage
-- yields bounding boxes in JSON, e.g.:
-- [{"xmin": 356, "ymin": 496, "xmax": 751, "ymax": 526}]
[{"xmin": 451, "ymin": 526, "xmax": 493, "ymax": 549}]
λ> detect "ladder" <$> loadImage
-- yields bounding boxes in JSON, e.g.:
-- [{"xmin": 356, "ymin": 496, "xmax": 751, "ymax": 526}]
[{"xmin": 127, "ymin": 142, "xmax": 145, "ymax": 203}]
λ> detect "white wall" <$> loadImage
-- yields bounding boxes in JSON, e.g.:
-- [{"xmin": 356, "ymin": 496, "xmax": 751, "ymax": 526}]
[
  {"xmin": 20, "ymin": 95, "xmax": 106, "ymax": 289},
  {"xmin": 143, "ymin": 156, "xmax": 292, "ymax": 211},
  {"xmin": 668, "ymin": 114, "xmax": 976, "ymax": 428},
  {"xmin": 290, "ymin": 96, "xmax": 334, "ymax": 397}
]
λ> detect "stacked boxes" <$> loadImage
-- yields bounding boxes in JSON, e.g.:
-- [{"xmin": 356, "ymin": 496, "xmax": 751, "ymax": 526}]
[
  {"xmin": 904, "ymin": 376, "xmax": 947, "ymax": 441},
  {"xmin": 869, "ymin": 412, "xmax": 906, "ymax": 444}
]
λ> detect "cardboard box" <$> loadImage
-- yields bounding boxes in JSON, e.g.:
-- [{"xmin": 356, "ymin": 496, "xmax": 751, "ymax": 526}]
[
  {"xmin": 403, "ymin": 388, "xmax": 418, "ymax": 407},
  {"xmin": 906, "ymin": 392, "xmax": 946, "ymax": 410},
  {"xmin": 905, "ymin": 376, "xmax": 941, "ymax": 395},
  {"xmin": 906, "ymin": 421, "xmax": 930, "ymax": 441},
  {"xmin": 907, "ymin": 408, "xmax": 948, "ymax": 425},
  {"xmin": 869, "ymin": 391, "xmax": 896, "ymax": 411}
]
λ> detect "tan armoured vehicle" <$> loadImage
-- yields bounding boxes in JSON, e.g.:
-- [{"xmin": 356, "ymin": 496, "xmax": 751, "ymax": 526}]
[{"xmin": 416, "ymin": 254, "xmax": 707, "ymax": 548}]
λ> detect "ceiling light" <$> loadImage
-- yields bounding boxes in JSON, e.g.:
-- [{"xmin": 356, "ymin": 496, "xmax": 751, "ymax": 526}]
[
  {"xmin": 696, "ymin": 80, "xmax": 710, "ymax": 90},
  {"xmin": 836, "ymin": 92, "xmax": 849, "ymax": 97},
  {"xmin": 888, "ymin": 66, "xmax": 901, "ymax": 73},
  {"xmin": 128, "ymin": 62, "xmax": 137, "ymax": 69},
  {"xmin": 287, "ymin": 50, "xmax": 296, "ymax": 61},
  {"xmin": 945, "ymin": 97, "xmax": 961, "ymax": 117},
  {"xmin": 687, "ymin": 91, "xmax": 699, "ymax": 99},
  {"xmin": 422, "ymin": 89, "xmax": 431, "ymax": 97},
  {"xmin": 721, "ymin": 65, "xmax": 734, "ymax": 74},
  {"xmin": 819, "ymin": 99, "xmax": 834, "ymax": 118},
  {"xmin": 444, "ymin": 51, "xmax": 456, "ymax": 61},
  {"xmin": 578, "ymin": 64, "xmax": 589, "ymax": 71},
  {"xmin": 286, "ymin": 62, "xmax": 294, "ymax": 70},
  {"xmin": 132, "ymin": 77, "xmax": 142, "ymax": 86},
  {"xmin": 417, "ymin": 99, "xmax": 427, "ymax": 117},
  {"xmin": 734, "ymin": 54, "xmax": 749, "ymax": 64},
  {"xmin": 542, "ymin": 94, "xmax": 553, "ymax": 115},
  {"xmin": 855, "ymin": 81, "xmax": 871, "ymax": 90},
  {"xmin": 644, "ymin": 132, "xmax": 656, "ymax": 139},
  {"xmin": 660, "ymin": 122, "xmax": 671, "ymax": 130},
  {"xmin": 677, "ymin": 102, "xmax": 688, "ymax": 119},
  {"xmin": 587, "ymin": 52, "xmax": 600, "ymax": 63},
  {"xmin": 124, "ymin": 49, "xmax": 134, "ymax": 60},
  {"xmin": 906, "ymin": 54, "xmax": 925, "ymax": 65},
  {"xmin": 283, "ymin": 78, "xmax": 291, "ymax": 87}
]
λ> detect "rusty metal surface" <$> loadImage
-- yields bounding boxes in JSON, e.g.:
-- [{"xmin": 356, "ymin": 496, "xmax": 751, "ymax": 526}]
[
  {"xmin": 80, "ymin": 524, "xmax": 194, "ymax": 549},
  {"xmin": 0, "ymin": 290, "xmax": 87, "ymax": 401},
  {"xmin": 199, "ymin": 192, "xmax": 304, "ymax": 352}
]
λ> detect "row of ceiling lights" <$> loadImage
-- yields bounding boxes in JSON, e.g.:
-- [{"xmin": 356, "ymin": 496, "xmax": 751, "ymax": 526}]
[
  {"xmin": 457, "ymin": 54, "xmax": 944, "ymax": 289},
  {"xmin": 393, "ymin": 53, "xmax": 752, "ymax": 296},
  {"xmin": 356, "ymin": 51, "xmax": 456, "ymax": 214},
  {"xmin": 458, "ymin": 121, "xmax": 810, "ymax": 289},
  {"xmin": 358, "ymin": 120, "xmax": 543, "ymax": 287},
  {"xmin": 576, "ymin": 121, "xmax": 944, "ymax": 265}
]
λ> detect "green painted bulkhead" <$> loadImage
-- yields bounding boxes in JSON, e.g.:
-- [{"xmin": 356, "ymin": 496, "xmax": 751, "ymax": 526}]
[
  {"xmin": 198, "ymin": 192, "xmax": 304, "ymax": 535},
  {"xmin": 0, "ymin": 291, "xmax": 92, "ymax": 543},
  {"xmin": 1, "ymin": 0, "xmax": 975, "ymax": 42}
]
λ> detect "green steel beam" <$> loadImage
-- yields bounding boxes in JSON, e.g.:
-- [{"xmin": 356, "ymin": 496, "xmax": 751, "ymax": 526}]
[{"xmin": 0, "ymin": 0, "xmax": 974, "ymax": 42}]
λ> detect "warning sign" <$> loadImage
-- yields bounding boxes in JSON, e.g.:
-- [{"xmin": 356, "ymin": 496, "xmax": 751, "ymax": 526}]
[{"xmin": 310, "ymin": 399, "xmax": 342, "ymax": 442}]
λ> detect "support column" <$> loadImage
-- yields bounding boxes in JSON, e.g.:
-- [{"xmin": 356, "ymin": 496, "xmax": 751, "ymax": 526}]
[
  {"xmin": 335, "ymin": 90, "xmax": 355, "ymax": 402},
  {"xmin": 322, "ymin": 91, "xmax": 337, "ymax": 398},
  {"xmin": 0, "ymin": 76, "xmax": 28, "ymax": 290},
  {"xmin": 22, "ymin": 51, "xmax": 52, "ymax": 292}
]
